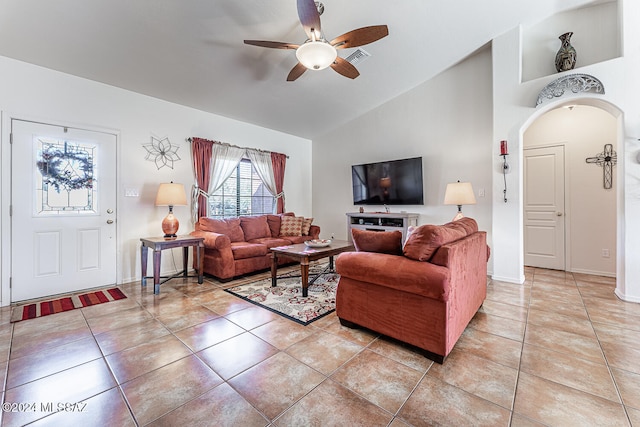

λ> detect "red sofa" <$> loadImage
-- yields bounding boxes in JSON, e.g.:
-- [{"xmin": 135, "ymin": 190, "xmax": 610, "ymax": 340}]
[
  {"xmin": 191, "ymin": 213, "xmax": 320, "ymax": 280},
  {"xmin": 335, "ymin": 217, "xmax": 488, "ymax": 363}
]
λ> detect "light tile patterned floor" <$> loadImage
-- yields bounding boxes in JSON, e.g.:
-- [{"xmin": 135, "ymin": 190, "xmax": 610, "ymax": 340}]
[{"xmin": 1, "ymin": 266, "xmax": 639, "ymax": 426}]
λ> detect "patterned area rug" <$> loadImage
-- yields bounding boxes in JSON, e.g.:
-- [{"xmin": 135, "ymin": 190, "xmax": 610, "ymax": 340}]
[
  {"xmin": 225, "ymin": 266, "xmax": 338, "ymax": 325},
  {"xmin": 10, "ymin": 288, "xmax": 127, "ymax": 323}
]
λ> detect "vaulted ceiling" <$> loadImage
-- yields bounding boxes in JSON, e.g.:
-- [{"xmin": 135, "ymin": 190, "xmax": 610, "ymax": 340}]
[{"xmin": 0, "ymin": 0, "xmax": 598, "ymax": 139}]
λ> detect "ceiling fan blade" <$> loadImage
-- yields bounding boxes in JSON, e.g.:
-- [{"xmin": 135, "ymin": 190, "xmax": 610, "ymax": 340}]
[
  {"xmin": 297, "ymin": 0, "xmax": 322, "ymax": 40},
  {"xmin": 244, "ymin": 40, "xmax": 299, "ymax": 50},
  {"xmin": 330, "ymin": 25, "xmax": 389, "ymax": 49},
  {"xmin": 330, "ymin": 57, "xmax": 360, "ymax": 79},
  {"xmin": 287, "ymin": 62, "xmax": 308, "ymax": 81}
]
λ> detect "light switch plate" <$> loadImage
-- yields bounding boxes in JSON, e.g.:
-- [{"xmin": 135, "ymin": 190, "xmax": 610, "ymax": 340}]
[{"xmin": 124, "ymin": 187, "xmax": 139, "ymax": 197}]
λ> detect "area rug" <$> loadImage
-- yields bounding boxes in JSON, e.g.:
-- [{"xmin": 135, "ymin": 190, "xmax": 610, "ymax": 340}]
[
  {"xmin": 224, "ymin": 266, "xmax": 338, "ymax": 325},
  {"xmin": 10, "ymin": 288, "xmax": 127, "ymax": 323}
]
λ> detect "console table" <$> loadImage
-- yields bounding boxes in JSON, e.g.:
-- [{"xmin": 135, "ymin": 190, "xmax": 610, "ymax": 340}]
[
  {"xmin": 346, "ymin": 212, "xmax": 419, "ymax": 242},
  {"xmin": 140, "ymin": 235, "xmax": 204, "ymax": 294}
]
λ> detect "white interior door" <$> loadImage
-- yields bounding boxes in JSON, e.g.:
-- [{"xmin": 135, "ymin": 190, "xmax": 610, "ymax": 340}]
[
  {"xmin": 11, "ymin": 120, "xmax": 117, "ymax": 302},
  {"xmin": 524, "ymin": 145, "xmax": 565, "ymax": 270}
]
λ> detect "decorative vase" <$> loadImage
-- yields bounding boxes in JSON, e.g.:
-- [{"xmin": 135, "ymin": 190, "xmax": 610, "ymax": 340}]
[{"xmin": 555, "ymin": 32, "xmax": 577, "ymax": 73}]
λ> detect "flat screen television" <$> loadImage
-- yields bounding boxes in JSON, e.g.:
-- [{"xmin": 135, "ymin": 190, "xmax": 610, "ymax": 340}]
[{"xmin": 351, "ymin": 157, "xmax": 424, "ymax": 205}]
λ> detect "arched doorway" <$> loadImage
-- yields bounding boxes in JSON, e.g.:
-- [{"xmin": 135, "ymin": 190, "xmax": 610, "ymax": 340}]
[{"xmin": 522, "ymin": 101, "xmax": 620, "ymax": 278}]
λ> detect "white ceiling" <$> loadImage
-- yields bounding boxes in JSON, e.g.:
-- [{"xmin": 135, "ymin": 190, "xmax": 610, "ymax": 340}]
[{"xmin": 0, "ymin": 0, "xmax": 598, "ymax": 139}]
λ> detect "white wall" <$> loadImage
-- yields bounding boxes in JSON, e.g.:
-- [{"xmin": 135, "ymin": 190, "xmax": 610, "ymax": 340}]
[
  {"xmin": 492, "ymin": 0, "xmax": 640, "ymax": 301},
  {"xmin": 0, "ymin": 56, "xmax": 312, "ymax": 304},
  {"xmin": 312, "ymin": 48, "xmax": 494, "ymax": 267},
  {"xmin": 524, "ymin": 105, "xmax": 617, "ymax": 276}
]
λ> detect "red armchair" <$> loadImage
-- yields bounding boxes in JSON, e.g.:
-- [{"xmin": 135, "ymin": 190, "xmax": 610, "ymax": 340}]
[{"xmin": 335, "ymin": 218, "xmax": 488, "ymax": 363}]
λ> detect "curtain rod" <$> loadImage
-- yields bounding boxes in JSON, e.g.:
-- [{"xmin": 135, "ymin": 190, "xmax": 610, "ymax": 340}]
[{"xmin": 186, "ymin": 137, "xmax": 289, "ymax": 159}]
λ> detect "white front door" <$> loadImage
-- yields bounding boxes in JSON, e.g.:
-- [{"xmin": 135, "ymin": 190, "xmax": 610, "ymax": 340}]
[
  {"xmin": 11, "ymin": 120, "xmax": 117, "ymax": 302},
  {"xmin": 524, "ymin": 145, "xmax": 565, "ymax": 270}
]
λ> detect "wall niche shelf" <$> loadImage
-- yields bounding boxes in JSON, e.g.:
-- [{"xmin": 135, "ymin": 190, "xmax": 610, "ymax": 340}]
[
  {"xmin": 521, "ymin": 0, "xmax": 621, "ymax": 83},
  {"xmin": 346, "ymin": 212, "xmax": 419, "ymax": 243}
]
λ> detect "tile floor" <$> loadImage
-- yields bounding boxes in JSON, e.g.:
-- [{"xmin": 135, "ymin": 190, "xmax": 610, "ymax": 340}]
[{"xmin": 1, "ymin": 266, "xmax": 639, "ymax": 426}]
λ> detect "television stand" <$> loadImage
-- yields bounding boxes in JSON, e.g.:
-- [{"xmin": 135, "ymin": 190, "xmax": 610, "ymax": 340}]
[{"xmin": 346, "ymin": 212, "xmax": 419, "ymax": 243}]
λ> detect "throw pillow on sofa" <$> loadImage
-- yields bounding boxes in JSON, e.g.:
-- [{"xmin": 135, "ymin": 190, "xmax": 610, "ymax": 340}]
[
  {"xmin": 267, "ymin": 212, "xmax": 296, "ymax": 237},
  {"xmin": 448, "ymin": 216, "xmax": 478, "ymax": 235},
  {"xmin": 198, "ymin": 217, "xmax": 245, "ymax": 242},
  {"xmin": 240, "ymin": 215, "xmax": 271, "ymax": 241},
  {"xmin": 301, "ymin": 217, "xmax": 314, "ymax": 236},
  {"xmin": 351, "ymin": 229, "xmax": 403, "ymax": 255},
  {"xmin": 280, "ymin": 215, "xmax": 304, "ymax": 236},
  {"xmin": 403, "ymin": 217, "xmax": 478, "ymax": 261},
  {"xmin": 267, "ymin": 215, "xmax": 283, "ymax": 237}
]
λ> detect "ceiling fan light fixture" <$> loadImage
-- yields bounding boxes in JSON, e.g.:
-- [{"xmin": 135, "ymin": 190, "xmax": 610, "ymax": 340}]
[{"xmin": 296, "ymin": 41, "xmax": 337, "ymax": 70}]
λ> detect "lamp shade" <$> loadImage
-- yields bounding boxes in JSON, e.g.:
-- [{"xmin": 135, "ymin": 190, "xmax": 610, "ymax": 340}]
[
  {"xmin": 155, "ymin": 183, "xmax": 187, "ymax": 206},
  {"xmin": 296, "ymin": 41, "xmax": 337, "ymax": 70},
  {"xmin": 444, "ymin": 182, "xmax": 477, "ymax": 206}
]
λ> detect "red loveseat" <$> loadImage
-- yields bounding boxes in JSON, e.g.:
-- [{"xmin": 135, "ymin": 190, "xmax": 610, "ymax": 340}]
[
  {"xmin": 335, "ymin": 217, "xmax": 488, "ymax": 363},
  {"xmin": 191, "ymin": 213, "xmax": 320, "ymax": 280}
]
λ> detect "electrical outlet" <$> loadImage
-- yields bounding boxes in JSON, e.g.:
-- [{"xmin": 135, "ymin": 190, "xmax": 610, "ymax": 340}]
[{"xmin": 602, "ymin": 249, "xmax": 610, "ymax": 258}]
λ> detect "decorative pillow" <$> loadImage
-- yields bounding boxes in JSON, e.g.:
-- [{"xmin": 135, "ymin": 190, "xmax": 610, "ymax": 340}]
[
  {"xmin": 404, "ymin": 225, "xmax": 417, "ymax": 245},
  {"xmin": 448, "ymin": 217, "xmax": 478, "ymax": 234},
  {"xmin": 301, "ymin": 217, "xmax": 314, "ymax": 236},
  {"xmin": 279, "ymin": 215, "xmax": 303, "ymax": 237},
  {"xmin": 403, "ymin": 222, "xmax": 471, "ymax": 261},
  {"xmin": 352, "ymin": 229, "xmax": 403, "ymax": 255},
  {"xmin": 267, "ymin": 215, "xmax": 283, "ymax": 237},
  {"xmin": 198, "ymin": 217, "xmax": 245, "ymax": 242},
  {"xmin": 240, "ymin": 215, "xmax": 271, "ymax": 241}
]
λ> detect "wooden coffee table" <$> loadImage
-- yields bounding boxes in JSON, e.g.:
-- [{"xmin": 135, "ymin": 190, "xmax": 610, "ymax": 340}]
[{"xmin": 270, "ymin": 240, "xmax": 354, "ymax": 297}]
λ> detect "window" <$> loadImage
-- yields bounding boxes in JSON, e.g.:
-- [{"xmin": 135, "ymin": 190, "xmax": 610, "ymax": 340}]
[
  {"xmin": 35, "ymin": 137, "xmax": 97, "ymax": 215},
  {"xmin": 208, "ymin": 159, "xmax": 275, "ymax": 218}
]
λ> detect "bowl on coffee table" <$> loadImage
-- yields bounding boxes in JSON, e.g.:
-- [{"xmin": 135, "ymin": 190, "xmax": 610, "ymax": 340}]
[{"xmin": 304, "ymin": 239, "xmax": 332, "ymax": 248}]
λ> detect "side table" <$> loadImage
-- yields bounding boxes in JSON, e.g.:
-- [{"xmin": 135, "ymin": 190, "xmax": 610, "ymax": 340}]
[{"xmin": 140, "ymin": 235, "xmax": 204, "ymax": 294}]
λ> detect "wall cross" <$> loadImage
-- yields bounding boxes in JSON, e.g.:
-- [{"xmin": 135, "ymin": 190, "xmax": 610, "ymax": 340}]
[{"xmin": 585, "ymin": 143, "xmax": 617, "ymax": 189}]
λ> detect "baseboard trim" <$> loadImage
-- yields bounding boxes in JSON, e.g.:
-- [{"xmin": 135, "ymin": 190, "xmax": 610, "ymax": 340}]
[
  {"xmin": 122, "ymin": 268, "xmax": 196, "ymax": 286},
  {"xmin": 615, "ymin": 288, "xmax": 640, "ymax": 303},
  {"xmin": 569, "ymin": 268, "xmax": 616, "ymax": 278},
  {"xmin": 491, "ymin": 275, "xmax": 525, "ymax": 285}
]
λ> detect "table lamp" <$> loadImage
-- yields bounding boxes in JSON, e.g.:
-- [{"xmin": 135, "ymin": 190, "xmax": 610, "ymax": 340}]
[
  {"xmin": 155, "ymin": 182, "xmax": 187, "ymax": 237},
  {"xmin": 444, "ymin": 181, "xmax": 476, "ymax": 221}
]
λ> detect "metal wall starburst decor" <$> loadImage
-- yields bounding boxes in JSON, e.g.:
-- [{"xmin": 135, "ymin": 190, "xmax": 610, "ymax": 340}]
[
  {"xmin": 586, "ymin": 143, "xmax": 617, "ymax": 189},
  {"xmin": 143, "ymin": 136, "xmax": 181, "ymax": 169}
]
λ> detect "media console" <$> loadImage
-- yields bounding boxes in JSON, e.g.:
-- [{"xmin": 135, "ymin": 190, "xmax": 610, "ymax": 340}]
[{"xmin": 346, "ymin": 212, "xmax": 419, "ymax": 243}]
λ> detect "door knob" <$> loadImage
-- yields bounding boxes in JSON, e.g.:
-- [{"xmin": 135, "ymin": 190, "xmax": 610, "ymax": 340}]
[
  {"xmin": 107, "ymin": 209, "xmax": 114, "ymax": 214},
  {"xmin": 556, "ymin": 212, "xmax": 563, "ymax": 216},
  {"xmin": 106, "ymin": 219, "xmax": 114, "ymax": 224}
]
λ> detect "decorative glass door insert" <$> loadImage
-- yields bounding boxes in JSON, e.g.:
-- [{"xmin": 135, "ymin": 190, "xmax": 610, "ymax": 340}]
[{"xmin": 35, "ymin": 137, "xmax": 97, "ymax": 215}]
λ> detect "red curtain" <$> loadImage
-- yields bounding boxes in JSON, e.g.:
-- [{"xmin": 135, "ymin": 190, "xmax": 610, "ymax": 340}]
[
  {"xmin": 271, "ymin": 152, "xmax": 287, "ymax": 214},
  {"xmin": 191, "ymin": 137, "xmax": 213, "ymax": 220}
]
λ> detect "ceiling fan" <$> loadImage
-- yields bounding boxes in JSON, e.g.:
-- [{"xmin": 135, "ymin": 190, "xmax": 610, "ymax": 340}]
[{"xmin": 244, "ymin": 0, "xmax": 389, "ymax": 81}]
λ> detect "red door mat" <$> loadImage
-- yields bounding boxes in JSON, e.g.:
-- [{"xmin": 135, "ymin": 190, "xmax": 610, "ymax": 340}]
[{"xmin": 11, "ymin": 288, "xmax": 127, "ymax": 323}]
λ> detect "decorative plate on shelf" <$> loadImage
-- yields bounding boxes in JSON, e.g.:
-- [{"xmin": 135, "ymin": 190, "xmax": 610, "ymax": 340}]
[{"xmin": 304, "ymin": 239, "xmax": 332, "ymax": 248}]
